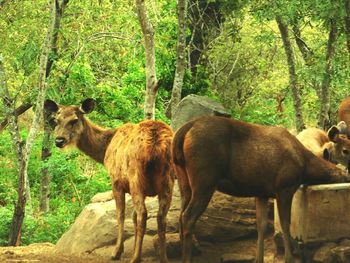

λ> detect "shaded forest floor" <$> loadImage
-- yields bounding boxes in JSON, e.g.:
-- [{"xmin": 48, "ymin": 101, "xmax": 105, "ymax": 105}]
[{"xmin": 0, "ymin": 234, "xmax": 284, "ymax": 263}]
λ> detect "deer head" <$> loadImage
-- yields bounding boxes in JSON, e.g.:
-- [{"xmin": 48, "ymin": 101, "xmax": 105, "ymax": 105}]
[
  {"xmin": 44, "ymin": 98, "xmax": 95, "ymax": 148},
  {"xmin": 325, "ymin": 122, "xmax": 350, "ymax": 169}
]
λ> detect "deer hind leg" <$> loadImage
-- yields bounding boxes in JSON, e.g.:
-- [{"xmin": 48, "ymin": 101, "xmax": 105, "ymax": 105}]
[
  {"xmin": 130, "ymin": 194, "xmax": 147, "ymax": 263},
  {"xmin": 112, "ymin": 188, "xmax": 126, "ymax": 260},
  {"xmin": 174, "ymin": 165, "xmax": 191, "ymax": 245},
  {"xmin": 255, "ymin": 197, "xmax": 269, "ymax": 263},
  {"xmin": 276, "ymin": 189, "xmax": 295, "ymax": 263},
  {"xmin": 157, "ymin": 181, "xmax": 173, "ymax": 263},
  {"xmin": 181, "ymin": 187, "xmax": 215, "ymax": 263}
]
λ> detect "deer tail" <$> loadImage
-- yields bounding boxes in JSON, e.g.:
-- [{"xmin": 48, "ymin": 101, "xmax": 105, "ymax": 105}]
[{"xmin": 172, "ymin": 120, "xmax": 195, "ymax": 167}]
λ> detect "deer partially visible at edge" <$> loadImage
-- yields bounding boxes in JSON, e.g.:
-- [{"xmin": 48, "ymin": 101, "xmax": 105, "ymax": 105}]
[
  {"xmin": 45, "ymin": 98, "xmax": 174, "ymax": 263},
  {"xmin": 172, "ymin": 116, "xmax": 350, "ymax": 263},
  {"xmin": 296, "ymin": 123, "xmax": 350, "ymax": 170}
]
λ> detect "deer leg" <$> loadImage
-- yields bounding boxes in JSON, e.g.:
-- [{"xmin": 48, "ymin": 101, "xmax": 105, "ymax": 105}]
[
  {"xmin": 130, "ymin": 195, "xmax": 147, "ymax": 263},
  {"xmin": 175, "ymin": 166, "xmax": 191, "ymax": 245},
  {"xmin": 181, "ymin": 189, "xmax": 215, "ymax": 263},
  {"xmin": 276, "ymin": 190, "xmax": 295, "ymax": 263},
  {"xmin": 112, "ymin": 189, "xmax": 125, "ymax": 260},
  {"xmin": 255, "ymin": 197, "xmax": 269, "ymax": 263},
  {"xmin": 157, "ymin": 186, "xmax": 173, "ymax": 263}
]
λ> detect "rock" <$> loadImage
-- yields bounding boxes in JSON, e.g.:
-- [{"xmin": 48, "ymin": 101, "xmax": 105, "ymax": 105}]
[
  {"xmin": 220, "ymin": 253, "xmax": 255, "ymax": 263},
  {"xmin": 152, "ymin": 233, "xmax": 201, "ymax": 259},
  {"xmin": 313, "ymin": 243, "xmax": 337, "ymax": 263},
  {"xmin": 90, "ymin": 191, "xmax": 113, "ymax": 203},
  {"xmin": 331, "ymin": 246, "xmax": 350, "ymax": 262},
  {"xmin": 171, "ymin": 94, "xmax": 230, "ymax": 131},
  {"xmin": 56, "ymin": 182, "xmax": 260, "ymax": 256}
]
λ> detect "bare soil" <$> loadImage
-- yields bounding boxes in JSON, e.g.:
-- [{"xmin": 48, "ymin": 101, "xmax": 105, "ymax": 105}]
[{"xmin": 0, "ymin": 235, "xmax": 281, "ymax": 263}]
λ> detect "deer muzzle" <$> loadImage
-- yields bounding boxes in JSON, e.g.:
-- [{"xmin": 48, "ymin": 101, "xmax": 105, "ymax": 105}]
[{"xmin": 55, "ymin": 137, "xmax": 67, "ymax": 148}]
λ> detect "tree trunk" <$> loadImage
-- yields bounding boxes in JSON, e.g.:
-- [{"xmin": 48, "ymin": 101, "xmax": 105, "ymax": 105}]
[
  {"xmin": 318, "ymin": 19, "xmax": 338, "ymax": 129},
  {"xmin": 276, "ymin": 16, "xmax": 305, "ymax": 132},
  {"xmin": 40, "ymin": 0, "xmax": 69, "ymax": 213},
  {"xmin": 345, "ymin": 0, "xmax": 350, "ymax": 57},
  {"xmin": 166, "ymin": 0, "xmax": 188, "ymax": 119},
  {"xmin": 135, "ymin": 0, "xmax": 158, "ymax": 120},
  {"xmin": 7, "ymin": 0, "xmax": 57, "ymax": 245},
  {"xmin": 40, "ymin": 111, "xmax": 53, "ymax": 213}
]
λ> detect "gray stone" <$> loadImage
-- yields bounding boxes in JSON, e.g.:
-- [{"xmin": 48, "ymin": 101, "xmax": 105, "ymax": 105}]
[
  {"xmin": 56, "ymin": 182, "xmax": 260, "ymax": 256},
  {"xmin": 313, "ymin": 243, "xmax": 337, "ymax": 263},
  {"xmin": 171, "ymin": 94, "xmax": 230, "ymax": 131},
  {"xmin": 220, "ymin": 253, "xmax": 255, "ymax": 263}
]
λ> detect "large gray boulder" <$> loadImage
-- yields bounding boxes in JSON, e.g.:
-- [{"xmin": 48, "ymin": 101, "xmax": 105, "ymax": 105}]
[
  {"xmin": 55, "ymin": 183, "xmax": 258, "ymax": 256},
  {"xmin": 171, "ymin": 94, "xmax": 230, "ymax": 131}
]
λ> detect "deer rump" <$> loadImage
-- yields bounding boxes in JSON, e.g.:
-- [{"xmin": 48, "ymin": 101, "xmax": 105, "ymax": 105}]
[
  {"xmin": 173, "ymin": 116, "xmax": 307, "ymax": 198},
  {"xmin": 104, "ymin": 121, "xmax": 172, "ymax": 197}
]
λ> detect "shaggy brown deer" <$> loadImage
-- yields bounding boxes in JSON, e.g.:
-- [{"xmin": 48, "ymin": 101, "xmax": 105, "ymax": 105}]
[
  {"xmin": 44, "ymin": 98, "xmax": 174, "ymax": 263},
  {"xmin": 339, "ymin": 96, "xmax": 350, "ymax": 136},
  {"xmin": 296, "ymin": 124, "xmax": 350, "ymax": 169},
  {"xmin": 172, "ymin": 116, "xmax": 350, "ymax": 263}
]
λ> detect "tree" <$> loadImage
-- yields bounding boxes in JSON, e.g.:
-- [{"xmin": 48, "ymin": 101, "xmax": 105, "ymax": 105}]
[
  {"xmin": 276, "ymin": 15, "xmax": 305, "ymax": 132},
  {"xmin": 318, "ymin": 19, "xmax": 338, "ymax": 129},
  {"xmin": 5, "ymin": 0, "xmax": 57, "ymax": 245},
  {"xmin": 166, "ymin": 0, "xmax": 188, "ymax": 119},
  {"xmin": 135, "ymin": 0, "xmax": 159, "ymax": 120},
  {"xmin": 40, "ymin": 0, "xmax": 69, "ymax": 214}
]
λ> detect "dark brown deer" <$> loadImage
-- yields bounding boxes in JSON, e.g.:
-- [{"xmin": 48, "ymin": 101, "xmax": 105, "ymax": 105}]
[
  {"xmin": 172, "ymin": 116, "xmax": 350, "ymax": 263},
  {"xmin": 296, "ymin": 124, "xmax": 350, "ymax": 169},
  {"xmin": 339, "ymin": 96, "xmax": 350, "ymax": 136},
  {"xmin": 44, "ymin": 98, "xmax": 174, "ymax": 263}
]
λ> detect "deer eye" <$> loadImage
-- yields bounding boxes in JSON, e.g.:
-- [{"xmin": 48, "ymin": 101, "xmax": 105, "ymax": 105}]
[
  {"xmin": 69, "ymin": 119, "xmax": 79, "ymax": 126},
  {"xmin": 343, "ymin": 149, "xmax": 349, "ymax": 155}
]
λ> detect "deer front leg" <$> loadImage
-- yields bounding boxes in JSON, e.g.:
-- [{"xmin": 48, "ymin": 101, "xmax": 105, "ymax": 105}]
[
  {"xmin": 276, "ymin": 189, "xmax": 295, "ymax": 263},
  {"xmin": 157, "ymin": 186, "xmax": 173, "ymax": 263},
  {"xmin": 255, "ymin": 197, "xmax": 269, "ymax": 263},
  {"xmin": 130, "ymin": 194, "xmax": 147, "ymax": 263},
  {"xmin": 112, "ymin": 189, "xmax": 125, "ymax": 260}
]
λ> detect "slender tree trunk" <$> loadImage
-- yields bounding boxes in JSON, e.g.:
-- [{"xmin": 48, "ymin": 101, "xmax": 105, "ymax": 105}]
[
  {"xmin": 345, "ymin": 0, "xmax": 350, "ymax": 57},
  {"xmin": 7, "ymin": 0, "xmax": 57, "ymax": 245},
  {"xmin": 40, "ymin": 0, "xmax": 69, "ymax": 213},
  {"xmin": 166, "ymin": 0, "xmax": 188, "ymax": 119},
  {"xmin": 135, "ymin": 0, "xmax": 158, "ymax": 120},
  {"xmin": 318, "ymin": 19, "xmax": 338, "ymax": 129},
  {"xmin": 276, "ymin": 16, "xmax": 305, "ymax": 132},
  {"xmin": 0, "ymin": 57, "xmax": 26, "ymax": 246}
]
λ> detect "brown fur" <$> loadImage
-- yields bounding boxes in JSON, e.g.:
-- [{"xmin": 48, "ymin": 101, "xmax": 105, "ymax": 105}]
[
  {"xmin": 172, "ymin": 116, "xmax": 350, "ymax": 263},
  {"xmin": 45, "ymin": 99, "xmax": 174, "ymax": 263},
  {"xmin": 296, "ymin": 126, "xmax": 350, "ymax": 168},
  {"xmin": 339, "ymin": 96, "xmax": 350, "ymax": 136}
]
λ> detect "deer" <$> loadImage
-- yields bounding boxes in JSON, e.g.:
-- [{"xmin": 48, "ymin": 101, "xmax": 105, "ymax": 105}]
[
  {"xmin": 44, "ymin": 98, "xmax": 174, "ymax": 263},
  {"xmin": 171, "ymin": 116, "xmax": 350, "ymax": 263},
  {"xmin": 296, "ymin": 123, "xmax": 350, "ymax": 169},
  {"xmin": 339, "ymin": 96, "xmax": 350, "ymax": 137}
]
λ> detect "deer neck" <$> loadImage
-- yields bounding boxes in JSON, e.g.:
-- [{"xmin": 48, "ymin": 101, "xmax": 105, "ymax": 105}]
[
  {"xmin": 77, "ymin": 118, "xmax": 116, "ymax": 164},
  {"xmin": 304, "ymin": 152, "xmax": 349, "ymax": 184}
]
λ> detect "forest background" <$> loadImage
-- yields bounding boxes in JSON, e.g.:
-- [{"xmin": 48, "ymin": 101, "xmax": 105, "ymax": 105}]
[{"xmin": 0, "ymin": 0, "xmax": 350, "ymax": 247}]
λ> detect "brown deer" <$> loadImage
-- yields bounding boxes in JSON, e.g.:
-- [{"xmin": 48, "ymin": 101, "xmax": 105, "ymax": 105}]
[
  {"xmin": 296, "ymin": 124, "xmax": 350, "ymax": 169},
  {"xmin": 172, "ymin": 116, "xmax": 350, "ymax": 263},
  {"xmin": 44, "ymin": 98, "xmax": 174, "ymax": 263},
  {"xmin": 339, "ymin": 96, "xmax": 350, "ymax": 136}
]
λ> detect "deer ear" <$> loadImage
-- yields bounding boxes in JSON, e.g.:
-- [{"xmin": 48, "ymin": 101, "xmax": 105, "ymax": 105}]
[
  {"xmin": 327, "ymin": 126, "xmax": 340, "ymax": 142},
  {"xmin": 44, "ymin": 99, "xmax": 59, "ymax": 113},
  {"xmin": 337, "ymin": 121, "xmax": 348, "ymax": 134},
  {"xmin": 323, "ymin": 148, "xmax": 330, "ymax": 161},
  {"xmin": 81, "ymin": 98, "xmax": 95, "ymax": 114}
]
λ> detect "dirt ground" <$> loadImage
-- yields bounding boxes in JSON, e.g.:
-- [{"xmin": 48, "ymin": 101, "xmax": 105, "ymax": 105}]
[{"xmin": 0, "ymin": 235, "xmax": 283, "ymax": 263}]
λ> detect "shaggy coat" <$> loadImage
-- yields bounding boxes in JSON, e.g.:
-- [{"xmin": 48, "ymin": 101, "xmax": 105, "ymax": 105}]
[{"xmin": 45, "ymin": 98, "xmax": 174, "ymax": 263}]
